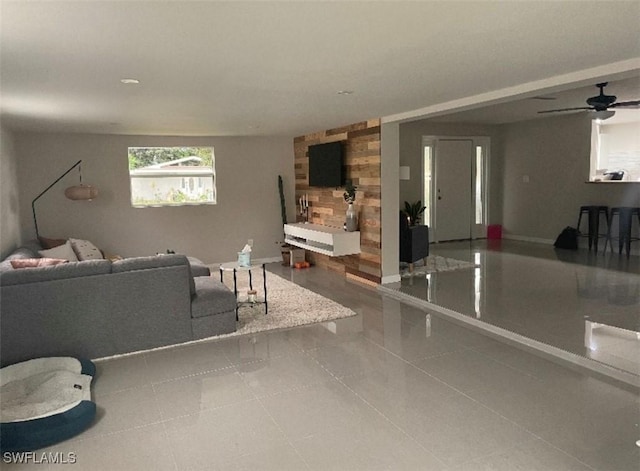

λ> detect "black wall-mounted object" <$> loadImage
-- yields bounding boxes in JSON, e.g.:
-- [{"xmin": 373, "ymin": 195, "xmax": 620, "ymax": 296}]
[
  {"xmin": 308, "ymin": 141, "xmax": 344, "ymax": 187},
  {"xmin": 31, "ymin": 160, "xmax": 83, "ymax": 239}
]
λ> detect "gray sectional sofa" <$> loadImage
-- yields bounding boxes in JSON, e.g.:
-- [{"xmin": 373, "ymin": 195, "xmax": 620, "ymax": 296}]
[{"xmin": 0, "ymin": 243, "xmax": 237, "ymax": 367}]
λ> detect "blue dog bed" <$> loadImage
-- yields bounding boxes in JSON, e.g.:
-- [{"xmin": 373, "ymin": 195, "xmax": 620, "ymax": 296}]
[{"xmin": 0, "ymin": 357, "xmax": 96, "ymax": 452}]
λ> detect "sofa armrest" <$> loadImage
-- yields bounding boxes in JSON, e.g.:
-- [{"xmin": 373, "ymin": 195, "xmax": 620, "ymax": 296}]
[{"xmin": 187, "ymin": 257, "xmax": 210, "ymax": 277}]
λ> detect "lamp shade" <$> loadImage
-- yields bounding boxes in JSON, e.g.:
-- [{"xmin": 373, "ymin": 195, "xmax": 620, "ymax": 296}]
[{"xmin": 65, "ymin": 184, "xmax": 98, "ymax": 201}]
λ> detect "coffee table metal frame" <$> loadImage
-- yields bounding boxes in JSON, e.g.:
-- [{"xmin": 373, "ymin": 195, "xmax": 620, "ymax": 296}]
[{"xmin": 219, "ymin": 262, "xmax": 268, "ymax": 320}]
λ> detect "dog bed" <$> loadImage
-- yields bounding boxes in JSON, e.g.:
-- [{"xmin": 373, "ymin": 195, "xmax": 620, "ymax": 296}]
[{"xmin": 1, "ymin": 357, "xmax": 96, "ymax": 452}]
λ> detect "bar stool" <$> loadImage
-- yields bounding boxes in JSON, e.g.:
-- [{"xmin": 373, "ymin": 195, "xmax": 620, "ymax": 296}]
[
  {"xmin": 576, "ymin": 205, "xmax": 609, "ymax": 252},
  {"xmin": 604, "ymin": 207, "xmax": 640, "ymax": 257}
]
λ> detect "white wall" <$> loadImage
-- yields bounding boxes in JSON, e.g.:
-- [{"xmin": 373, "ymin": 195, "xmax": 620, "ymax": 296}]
[
  {"xmin": 396, "ymin": 113, "xmax": 640, "ymax": 248},
  {"xmin": 398, "ymin": 120, "xmax": 504, "ymax": 226},
  {"xmin": 502, "ymin": 113, "xmax": 640, "ymax": 242},
  {"xmin": 597, "ymin": 121, "xmax": 640, "ymax": 181},
  {"xmin": 14, "ymin": 132, "xmax": 295, "ymax": 264},
  {"xmin": 380, "ymin": 122, "xmax": 400, "ymax": 283},
  {"xmin": 0, "ymin": 126, "xmax": 22, "ymax": 258}
]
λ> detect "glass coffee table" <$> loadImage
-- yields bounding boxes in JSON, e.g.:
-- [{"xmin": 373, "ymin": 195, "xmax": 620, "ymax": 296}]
[{"xmin": 219, "ymin": 262, "xmax": 268, "ymax": 319}]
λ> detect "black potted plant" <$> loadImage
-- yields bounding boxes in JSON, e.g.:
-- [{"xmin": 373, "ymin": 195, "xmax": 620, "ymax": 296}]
[{"xmin": 403, "ymin": 200, "xmax": 426, "ymax": 226}]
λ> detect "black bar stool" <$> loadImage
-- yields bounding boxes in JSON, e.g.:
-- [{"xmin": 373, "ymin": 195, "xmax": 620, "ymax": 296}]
[
  {"xmin": 604, "ymin": 207, "xmax": 640, "ymax": 257},
  {"xmin": 576, "ymin": 205, "xmax": 609, "ymax": 252}
]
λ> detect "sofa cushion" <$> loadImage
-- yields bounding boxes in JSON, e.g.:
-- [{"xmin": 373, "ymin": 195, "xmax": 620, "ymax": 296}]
[
  {"xmin": 191, "ymin": 277, "xmax": 236, "ymax": 318},
  {"xmin": 0, "ymin": 260, "xmax": 112, "ymax": 286},
  {"xmin": 38, "ymin": 241, "xmax": 78, "ymax": 262},
  {"xmin": 111, "ymin": 254, "xmax": 188, "ymax": 273},
  {"xmin": 69, "ymin": 238, "xmax": 103, "ymax": 261},
  {"xmin": 38, "ymin": 236, "xmax": 67, "ymax": 249},
  {"xmin": 4, "ymin": 247, "xmax": 40, "ymax": 261},
  {"xmin": 1, "ymin": 246, "xmax": 42, "ymax": 273},
  {"xmin": 10, "ymin": 258, "xmax": 68, "ymax": 269}
]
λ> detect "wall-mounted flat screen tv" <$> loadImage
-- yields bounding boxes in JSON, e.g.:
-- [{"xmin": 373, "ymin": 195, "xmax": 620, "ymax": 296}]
[{"xmin": 308, "ymin": 141, "xmax": 344, "ymax": 187}]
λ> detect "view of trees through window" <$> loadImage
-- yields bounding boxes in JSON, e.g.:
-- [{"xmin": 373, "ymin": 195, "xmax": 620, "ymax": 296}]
[{"xmin": 128, "ymin": 147, "xmax": 216, "ymax": 207}]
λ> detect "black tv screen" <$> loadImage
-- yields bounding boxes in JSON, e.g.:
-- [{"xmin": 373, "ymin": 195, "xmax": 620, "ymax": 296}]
[{"xmin": 308, "ymin": 142, "xmax": 344, "ymax": 187}]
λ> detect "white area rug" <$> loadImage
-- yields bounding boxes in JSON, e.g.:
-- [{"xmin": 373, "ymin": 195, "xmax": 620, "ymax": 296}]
[
  {"xmin": 401, "ymin": 255, "xmax": 477, "ymax": 278},
  {"xmin": 221, "ymin": 271, "xmax": 357, "ymax": 337}
]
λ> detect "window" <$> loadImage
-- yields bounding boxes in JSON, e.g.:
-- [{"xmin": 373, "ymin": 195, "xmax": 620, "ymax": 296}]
[
  {"xmin": 422, "ymin": 143, "xmax": 432, "ymax": 227},
  {"xmin": 590, "ymin": 111, "xmax": 640, "ymax": 182},
  {"xmin": 128, "ymin": 147, "xmax": 216, "ymax": 207},
  {"xmin": 475, "ymin": 145, "xmax": 484, "ymax": 224}
]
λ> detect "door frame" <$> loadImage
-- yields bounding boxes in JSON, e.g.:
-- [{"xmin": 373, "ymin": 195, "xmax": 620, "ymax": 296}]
[{"xmin": 422, "ymin": 135, "xmax": 491, "ymax": 242}]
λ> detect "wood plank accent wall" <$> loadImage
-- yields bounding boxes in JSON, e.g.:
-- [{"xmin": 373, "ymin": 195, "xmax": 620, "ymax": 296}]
[{"xmin": 293, "ymin": 119, "xmax": 381, "ymax": 284}]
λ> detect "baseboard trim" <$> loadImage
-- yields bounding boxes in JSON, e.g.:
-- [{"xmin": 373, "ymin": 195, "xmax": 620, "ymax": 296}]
[
  {"xmin": 381, "ymin": 274, "xmax": 401, "ymax": 284},
  {"xmin": 503, "ymin": 234, "xmax": 555, "ymax": 245},
  {"xmin": 377, "ymin": 284, "xmax": 639, "ymax": 390}
]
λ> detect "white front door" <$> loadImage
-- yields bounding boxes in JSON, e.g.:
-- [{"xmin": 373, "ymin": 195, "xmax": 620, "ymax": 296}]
[{"xmin": 434, "ymin": 139, "xmax": 473, "ymax": 241}]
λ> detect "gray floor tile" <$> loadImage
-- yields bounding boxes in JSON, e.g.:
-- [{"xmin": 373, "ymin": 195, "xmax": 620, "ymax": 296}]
[
  {"xmin": 152, "ymin": 367, "xmax": 256, "ymax": 420},
  {"xmin": 18, "ymin": 243, "xmax": 639, "ymax": 470},
  {"xmin": 235, "ymin": 352, "xmax": 334, "ymax": 396},
  {"xmin": 163, "ymin": 400, "xmax": 289, "ymax": 469}
]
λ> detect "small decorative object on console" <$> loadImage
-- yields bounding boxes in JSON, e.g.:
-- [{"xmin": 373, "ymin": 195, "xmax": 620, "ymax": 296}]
[{"xmin": 343, "ymin": 181, "xmax": 358, "ymax": 232}]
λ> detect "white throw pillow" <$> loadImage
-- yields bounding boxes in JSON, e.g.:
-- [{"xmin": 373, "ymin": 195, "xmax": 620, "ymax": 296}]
[
  {"xmin": 69, "ymin": 238, "xmax": 103, "ymax": 261},
  {"xmin": 38, "ymin": 240, "xmax": 79, "ymax": 262}
]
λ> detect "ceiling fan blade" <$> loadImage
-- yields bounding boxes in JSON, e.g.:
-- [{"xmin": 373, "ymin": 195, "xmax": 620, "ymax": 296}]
[
  {"xmin": 610, "ymin": 100, "xmax": 640, "ymax": 108},
  {"xmin": 537, "ymin": 107, "xmax": 593, "ymax": 114}
]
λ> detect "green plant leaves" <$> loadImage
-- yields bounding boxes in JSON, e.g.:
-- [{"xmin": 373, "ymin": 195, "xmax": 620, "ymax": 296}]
[{"xmin": 403, "ymin": 200, "xmax": 426, "ymax": 226}]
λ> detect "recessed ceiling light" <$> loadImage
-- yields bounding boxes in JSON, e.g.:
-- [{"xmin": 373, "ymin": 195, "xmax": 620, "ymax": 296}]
[
  {"xmin": 120, "ymin": 78, "xmax": 140, "ymax": 84},
  {"xmin": 337, "ymin": 90, "xmax": 354, "ymax": 95}
]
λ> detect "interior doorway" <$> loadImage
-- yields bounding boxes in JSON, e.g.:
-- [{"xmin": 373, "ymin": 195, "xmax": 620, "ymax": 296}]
[{"xmin": 423, "ymin": 136, "xmax": 489, "ymax": 242}]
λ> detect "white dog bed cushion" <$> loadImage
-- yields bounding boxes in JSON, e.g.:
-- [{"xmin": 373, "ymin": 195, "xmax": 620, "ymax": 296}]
[{"xmin": 0, "ymin": 357, "xmax": 96, "ymax": 452}]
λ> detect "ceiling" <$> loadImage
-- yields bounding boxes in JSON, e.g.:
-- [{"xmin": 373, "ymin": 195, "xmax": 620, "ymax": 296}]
[
  {"xmin": 430, "ymin": 76, "xmax": 640, "ymax": 125},
  {"xmin": 1, "ymin": 1, "xmax": 639, "ymax": 137}
]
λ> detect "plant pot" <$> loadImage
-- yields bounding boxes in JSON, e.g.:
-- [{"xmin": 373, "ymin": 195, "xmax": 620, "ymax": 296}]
[
  {"xmin": 345, "ymin": 203, "xmax": 358, "ymax": 232},
  {"xmin": 281, "ymin": 247, "xmax": 291, "ymax": 266}
]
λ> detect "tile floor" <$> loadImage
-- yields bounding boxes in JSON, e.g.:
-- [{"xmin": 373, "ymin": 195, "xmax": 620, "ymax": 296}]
[
  {"xmin": 4, "ymin": 244, "xmax": 640, "ymax": 470},
  {"xmin": 392, "ymin": 240, "xmax": 640, "ymax": 380}
]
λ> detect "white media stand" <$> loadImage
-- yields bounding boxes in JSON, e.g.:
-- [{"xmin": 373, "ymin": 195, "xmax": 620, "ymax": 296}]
[{"xmin": 284, "ymin": 223, "xmax": 360, "ymax": 257}]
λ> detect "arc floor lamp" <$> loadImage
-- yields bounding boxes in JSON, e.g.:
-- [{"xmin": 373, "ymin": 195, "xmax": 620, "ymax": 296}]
[{"xmin": 31, "ymin": 160, "xmax": 98, "ymax": 239}]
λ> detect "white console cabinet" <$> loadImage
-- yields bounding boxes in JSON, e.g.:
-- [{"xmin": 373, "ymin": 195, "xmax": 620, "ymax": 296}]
[{"xmin": 284, "ymin": 223, "xmax": 360, "ymax": 256}]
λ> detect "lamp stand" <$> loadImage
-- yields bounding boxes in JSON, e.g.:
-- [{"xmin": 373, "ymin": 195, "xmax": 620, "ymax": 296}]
[{"xmin": 31, "ymin": 160, "xmax": 83, "ymax": 239}]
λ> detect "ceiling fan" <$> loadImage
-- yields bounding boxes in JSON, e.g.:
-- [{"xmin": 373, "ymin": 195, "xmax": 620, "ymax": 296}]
[{"xmin": 538, "ymin": 82, "xmax": 640, "ymax": 119}]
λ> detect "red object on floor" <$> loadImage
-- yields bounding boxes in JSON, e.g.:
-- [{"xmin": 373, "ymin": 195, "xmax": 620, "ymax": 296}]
[{"xmin": 487, "ymin": 224, "xmax": 502, "ymax": 240}]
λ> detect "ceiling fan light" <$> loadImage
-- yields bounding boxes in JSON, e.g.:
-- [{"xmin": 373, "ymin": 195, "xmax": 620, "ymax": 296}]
[
  {"xmin": 65, "ymin": 184, "xmax": 98, "ymax": 201},
  {"xmin": 592, "ymin": 110, "xmax": 615, "ymax": 121}
]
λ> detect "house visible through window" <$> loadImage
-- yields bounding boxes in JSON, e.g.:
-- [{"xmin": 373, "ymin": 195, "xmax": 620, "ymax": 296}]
[{"xmin": 128, "ymin": 147, "xmax": 216, "ymax": 207}]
